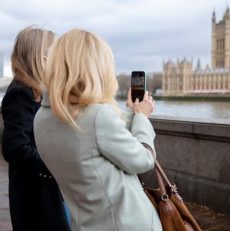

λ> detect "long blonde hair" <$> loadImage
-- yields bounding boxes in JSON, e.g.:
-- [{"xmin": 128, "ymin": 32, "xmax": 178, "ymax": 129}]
[
  {"xmin": 11, "ymin": 26, "xmax": 55, "ymax": 100},
  {"xmin": 45, "ymin": 29, "xmax": 119, "ymax": 127}
]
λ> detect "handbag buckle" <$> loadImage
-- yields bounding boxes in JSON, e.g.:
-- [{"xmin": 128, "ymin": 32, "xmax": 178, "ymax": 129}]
[{"xmin": 161, "ymin": 194, "xmax": 169, "ymax": 201}]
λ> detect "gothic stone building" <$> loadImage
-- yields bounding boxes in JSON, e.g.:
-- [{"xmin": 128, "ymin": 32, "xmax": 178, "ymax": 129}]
[{"xmin": 162, "ymin": 8, "xmax": 230, "ymax": 96}]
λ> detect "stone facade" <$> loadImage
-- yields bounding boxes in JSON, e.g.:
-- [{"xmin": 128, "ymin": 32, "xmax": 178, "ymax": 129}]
[
  {"xmin": 212, "ymin": 8, "xmax": 230, "ymax": 68},
  {"xmin": 162, "ymin": 59, "xmax": 230, "ymax": 95},
  {"xmin": 162, "ymin": 8, "xmax": 230, "ymax": 96}
]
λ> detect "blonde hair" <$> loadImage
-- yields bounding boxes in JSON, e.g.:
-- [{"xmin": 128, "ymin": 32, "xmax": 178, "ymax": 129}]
[
  {"xmin": 45, "ymin": 29, "xmax": 119, "ymax": 127},
  {"xmin": 11, "ymin": 26, "xmax": 55, "ymax": 100}
]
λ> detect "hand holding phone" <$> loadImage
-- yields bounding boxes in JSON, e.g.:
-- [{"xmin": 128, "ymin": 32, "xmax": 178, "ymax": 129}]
[
  {"xmin": 131, "ymin": 71, "xmax": 146, "ymax": 102},
  {"xmin": 133, "ymin": 91, "xmax": 154, "ymax": 117}
]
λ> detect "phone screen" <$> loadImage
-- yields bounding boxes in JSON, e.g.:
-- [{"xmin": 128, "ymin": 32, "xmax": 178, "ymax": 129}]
[{"xmin": 131, "ymin": 71, "xmax": 145, "ymax": 102}]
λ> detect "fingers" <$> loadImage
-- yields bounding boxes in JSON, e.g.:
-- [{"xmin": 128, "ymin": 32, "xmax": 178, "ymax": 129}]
[
  {"xmin": 128, "ymin": 88, "xmax": 132, "ymax": 99},
  {"xmin": 143, "ymin": 91, "xmax": 153, "ymax": 103},
  {"xmin": 126, "ymin": 88, "xmax": 133, "ymax": 108},
  {"xmin": 148, "ymin": 95, "xmax": 153, "ymax": 101},
  {"xmin": 135, "ymin": 98, "xmax": 139, "ymax": 105},
  {"xmin": 127, "ymin": 88, "xmax": 132, "ymax": 103},
  {"xmin": 143, "ymin": 91, "xmax": 149, "ymax": 101},
  {"xmin": 133, "ymin": 98, "xmax": 140, "ymax": 113}
]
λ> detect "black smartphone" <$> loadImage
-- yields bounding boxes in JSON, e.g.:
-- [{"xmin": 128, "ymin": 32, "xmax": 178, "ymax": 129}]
[{"xmin": 131, "ymin": 71, "xmax": 146, "ymax": 102}]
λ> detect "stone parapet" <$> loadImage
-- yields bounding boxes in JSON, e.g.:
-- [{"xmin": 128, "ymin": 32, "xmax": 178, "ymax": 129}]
[{"xmin": 141, "ymin": 116, "xmax": 230, "ymax": 215}]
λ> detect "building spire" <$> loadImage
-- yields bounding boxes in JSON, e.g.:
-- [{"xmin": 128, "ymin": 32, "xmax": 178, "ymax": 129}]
[
  {"xmin": 212, "ymin": 9, "xmax": 216, "ymax": 22},
  {"xmin": 196, "ymin": 58, "xmax": 202, "ymax": 71}
]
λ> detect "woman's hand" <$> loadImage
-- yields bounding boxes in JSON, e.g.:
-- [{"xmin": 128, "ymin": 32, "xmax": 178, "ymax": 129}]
[
  {"xmin": 133, "ymin": 91, "xmax": 154, "ymax": 117},
  {"xmin": 126, "ymin": 88, "xmax": 134, "ymax": 109}
]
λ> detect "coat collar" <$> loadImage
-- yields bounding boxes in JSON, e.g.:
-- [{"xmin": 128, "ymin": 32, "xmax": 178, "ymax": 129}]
[{"xmin": 41, "ymin": 90, "xmax": 50, "ymax": 107}]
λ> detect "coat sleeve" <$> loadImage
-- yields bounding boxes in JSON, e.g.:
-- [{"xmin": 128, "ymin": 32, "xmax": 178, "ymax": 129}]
[
  {"xmin": 95, "ymin": 105, "xmax": 155, "ymax": 174},
  {"xmin": 122, "ymin": 107, "xmax": 135, "ymax": 131},
  {"xmin": 1, "ymin": 86, "xmax": 52, "ymax": 177}
]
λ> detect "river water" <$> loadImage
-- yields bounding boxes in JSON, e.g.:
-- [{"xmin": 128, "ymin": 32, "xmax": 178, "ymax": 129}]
[
  {"xmin": 0, "ymin": 79, "xmax": 229, "ymax": 124},
  {"xmin": 118, "ymin": 100, "xmax": 230, "ymax": 124}
]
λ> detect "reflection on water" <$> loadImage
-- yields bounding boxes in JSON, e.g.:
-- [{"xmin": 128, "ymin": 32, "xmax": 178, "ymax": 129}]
[{"xmin": 118, "ymin": 100, "xmax": 230, "ymax": 123}]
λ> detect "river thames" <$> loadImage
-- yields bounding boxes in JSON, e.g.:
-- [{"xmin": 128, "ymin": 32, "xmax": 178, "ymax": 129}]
[
  {"xmin": 118, "ymin": 99, "xmax": 230, "ymax": 124},
  {"xmin": 0, "ymin": 77, "xmax": 230, "ymax": 124}
]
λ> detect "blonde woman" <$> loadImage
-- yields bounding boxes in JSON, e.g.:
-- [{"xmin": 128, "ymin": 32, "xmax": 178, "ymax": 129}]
[
  {"xmin": 2, "ymin": 26, "xmax": 71, "ymax": 231},
  {"xmin": 34, "ymin": 29, "xmax": 162, "ymax": 231}
]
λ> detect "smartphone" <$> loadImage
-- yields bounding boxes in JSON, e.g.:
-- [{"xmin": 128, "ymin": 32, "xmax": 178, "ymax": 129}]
[{"xmin": 131, "ymin": 71, "xmax": 146, "ymax": 102}]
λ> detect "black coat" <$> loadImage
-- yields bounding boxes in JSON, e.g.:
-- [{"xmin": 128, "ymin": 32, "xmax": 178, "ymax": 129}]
[{"xmin": 2, "ymin": 80, "xmax": 71, "ymax": 231}]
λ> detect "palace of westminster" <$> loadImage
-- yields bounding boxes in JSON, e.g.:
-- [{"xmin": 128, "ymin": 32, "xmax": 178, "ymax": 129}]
[{"xmin": 162, "ymin": 8, "xmax": 230, "ymax": 96}]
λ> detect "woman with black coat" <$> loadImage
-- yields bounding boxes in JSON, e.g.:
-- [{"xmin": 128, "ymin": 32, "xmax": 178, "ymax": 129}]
[{"xmin": 1, "ymin": 26, "xmax": 71, "ymax": 231}]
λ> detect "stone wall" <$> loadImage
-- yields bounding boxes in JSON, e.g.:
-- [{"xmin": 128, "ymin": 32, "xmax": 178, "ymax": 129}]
[{"xmin": 140, "ymin": 116, "xmax": 230, "ymax": 215}]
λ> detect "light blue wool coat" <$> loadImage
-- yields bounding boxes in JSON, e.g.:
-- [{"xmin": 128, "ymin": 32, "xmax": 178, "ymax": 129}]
[{"xmin": 34, "ymin": 94, "xmax": 162, "ymax": 231}]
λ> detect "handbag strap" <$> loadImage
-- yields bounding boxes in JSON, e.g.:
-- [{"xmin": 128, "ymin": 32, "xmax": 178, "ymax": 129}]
[
  {"xmin": 155, "ymin": 160, "xmax": 172, "ymax": 187},
  {"xmin": 155, "ymin": 166, "xmax": 167, "ymax": 196},
  {"xmin": 142, "ymin": 143, "xmax": 173, "ymax": 195}
]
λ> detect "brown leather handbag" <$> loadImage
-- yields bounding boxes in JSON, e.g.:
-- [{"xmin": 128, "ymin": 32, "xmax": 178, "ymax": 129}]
[{"xmin": 143, "ymin": 160, "xmax": 202, "ymax": 231}]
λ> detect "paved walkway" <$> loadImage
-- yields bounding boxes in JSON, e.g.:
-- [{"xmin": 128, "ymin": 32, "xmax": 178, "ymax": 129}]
[
  {"xmin": 0, "ymin": 158, "xmax": 230, "ymax": 231},
  {"xmin": 0, "ymin": 160, "xmax": 11, "ymax": 231}
]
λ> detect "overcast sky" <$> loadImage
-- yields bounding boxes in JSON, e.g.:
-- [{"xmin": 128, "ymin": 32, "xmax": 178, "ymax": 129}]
[{"xmin": 0, "ymin": 0, "xmax": 229, "ymax": 76}]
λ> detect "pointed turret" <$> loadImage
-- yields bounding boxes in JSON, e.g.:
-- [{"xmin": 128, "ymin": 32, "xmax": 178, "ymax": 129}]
[
  {"xmin": 195, "ymin": 58, "xmax": 202, "ymax": 72},
  {"xmin": 197, "ymin": 58, "xmax": 201, "ymax": 69},
  {"xmin": 212, "ymin": 10, "xmax": 216, "ymax": 23}
]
